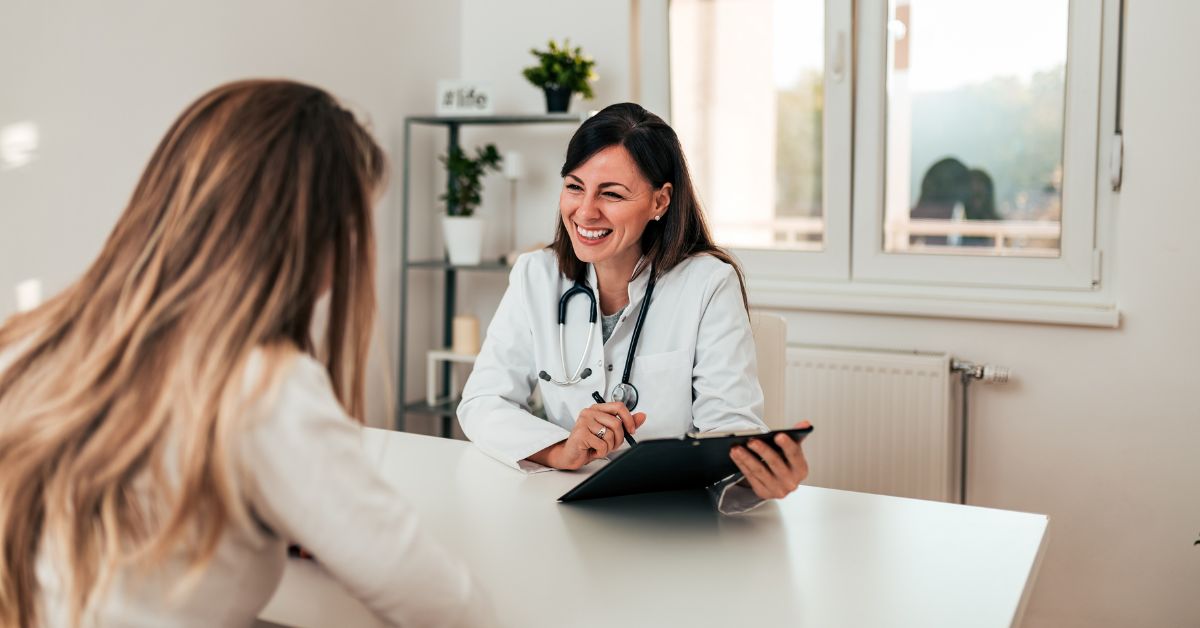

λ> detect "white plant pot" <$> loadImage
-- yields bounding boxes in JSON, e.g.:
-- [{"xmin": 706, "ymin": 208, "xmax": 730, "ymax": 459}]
[{"xmin": 442, "ymin": 215, "xmax": 484, "ymax": 266}]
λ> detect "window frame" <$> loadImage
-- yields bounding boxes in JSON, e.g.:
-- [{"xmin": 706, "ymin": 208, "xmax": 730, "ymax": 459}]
[
  {"xmin": 851, "ymin": 0, "xmax": 1103, "ymax": 291},
  {"xmin": 642, "ymin": 0, "xmax": 1121, "ymax": 325},
  {"xmin": 659, "ymin": 0, "xmax": 854, "ymax": 282}
]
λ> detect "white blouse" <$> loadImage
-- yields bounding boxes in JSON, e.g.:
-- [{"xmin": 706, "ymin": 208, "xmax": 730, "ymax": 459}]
[{"xmin": 0, "ymin": 348, "xmax": 489, "ymax": 627}]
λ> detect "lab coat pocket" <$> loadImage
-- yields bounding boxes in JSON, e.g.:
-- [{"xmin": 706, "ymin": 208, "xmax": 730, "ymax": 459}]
[
  {"xmin": 635, "ymin": 349, "xmax": 692, "ymax": 374},
  {"xmin": 630, "ymin": 349, "xmax": 694, "ymax": 434}
]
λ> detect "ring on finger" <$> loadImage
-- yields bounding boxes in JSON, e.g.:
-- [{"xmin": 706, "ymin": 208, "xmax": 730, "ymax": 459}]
[{"xmin": 595, "ymin": 427, "xmax": 607, "ymax": 438}]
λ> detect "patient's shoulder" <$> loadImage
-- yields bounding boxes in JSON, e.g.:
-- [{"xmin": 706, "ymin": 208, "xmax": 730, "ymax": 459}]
[{"xmin": 240, "ymin": 346, "xmax": 345, "ymax": 428}]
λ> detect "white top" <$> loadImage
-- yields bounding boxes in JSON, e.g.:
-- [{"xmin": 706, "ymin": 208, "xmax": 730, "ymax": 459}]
[
  {"xmin": 0, "ymin": 347, "xmax": 488, "ymax": 627},
  {"xmin": 458, "ymin": 250, "xmax": 768, "ymax": 478},
  {"xmin": 263, "ymin": 430, "xmax": 1050, "ymax": 628}
]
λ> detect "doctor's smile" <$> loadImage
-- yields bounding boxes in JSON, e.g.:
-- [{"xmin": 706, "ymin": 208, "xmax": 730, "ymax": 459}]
[
  {"xmin": 560, "ymin": 145, "xmax": 671, "ymax": 265},
  {"xmin": 573, "ymin": 224, "xmax": 612, "ymax": 243}
]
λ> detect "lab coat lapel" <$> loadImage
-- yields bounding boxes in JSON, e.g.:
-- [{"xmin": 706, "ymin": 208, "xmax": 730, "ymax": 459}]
[{"xmin": 625, "ymin": 263, "xmax": 652, "ymax": 313}]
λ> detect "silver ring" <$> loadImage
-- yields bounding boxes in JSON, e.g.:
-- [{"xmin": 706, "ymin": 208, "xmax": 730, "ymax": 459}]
[{"xmin": 595, "ymin": 427, "xmax": 607, "ymax": 438}]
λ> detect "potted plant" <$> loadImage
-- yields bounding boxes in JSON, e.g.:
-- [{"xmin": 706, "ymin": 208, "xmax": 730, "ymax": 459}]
[
  {"xmin": 439, "ymin": 143, "xmax": 502, "ymax": 266},
  {"xmin": 522, "ymin": 39, "xmax": 597, "ymax": 113}
]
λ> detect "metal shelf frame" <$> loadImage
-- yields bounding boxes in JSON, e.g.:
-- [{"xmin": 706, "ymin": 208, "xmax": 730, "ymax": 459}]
[{"xmin": 396, "ymin": 113, "xmax": 587, "ymax": 434}]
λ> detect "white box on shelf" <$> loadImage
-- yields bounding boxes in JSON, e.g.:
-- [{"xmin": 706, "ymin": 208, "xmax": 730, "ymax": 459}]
[
  {"xmin": 435, "ymin": 80, "xmax": 493, "ymax": 116},
  {"xmin": 426, "ymin": 349, "xmax": 478, "ymax": 408}
]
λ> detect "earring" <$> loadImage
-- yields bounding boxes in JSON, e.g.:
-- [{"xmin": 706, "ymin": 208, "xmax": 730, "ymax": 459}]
[{"xmin": 653, "ymin": 215, "xmax": 661, "ymax": 221}]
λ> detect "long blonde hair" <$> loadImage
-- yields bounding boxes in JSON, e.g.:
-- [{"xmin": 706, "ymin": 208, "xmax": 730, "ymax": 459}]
[{"xmin": 0, "ymin": 79, "xmax": 384, "ymax": 627}]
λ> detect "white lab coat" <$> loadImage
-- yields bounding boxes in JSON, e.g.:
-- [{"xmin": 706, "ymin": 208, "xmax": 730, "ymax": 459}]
[{"xmin": 457, "ymin": 249, "xmax": 768, "ymax": 512}]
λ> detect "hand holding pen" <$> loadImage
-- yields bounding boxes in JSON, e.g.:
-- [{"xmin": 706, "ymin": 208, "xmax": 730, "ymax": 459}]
[
  {"xmin": 591, "ymin": 391, "xmax": 640, "ymax": 448},
  {"xmin": 528, "ymin": 392, "xmax": 647, "ymax": 470}
]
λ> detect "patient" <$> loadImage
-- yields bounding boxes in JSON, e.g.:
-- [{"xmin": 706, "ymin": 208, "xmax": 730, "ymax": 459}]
[{"xmin": 0, "ymin": 80, "xmax": 486, "ymax": 627}]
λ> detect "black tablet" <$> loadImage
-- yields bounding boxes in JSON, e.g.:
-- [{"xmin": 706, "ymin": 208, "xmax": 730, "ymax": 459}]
[{"xmin": 557, "ymin": 425, "xmax": 814, "ymax": 503}]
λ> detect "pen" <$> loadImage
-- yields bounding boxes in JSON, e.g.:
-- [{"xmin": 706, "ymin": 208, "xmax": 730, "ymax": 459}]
[{"xmin": 592, "ymin": 391, "xmax": 638, "ymax": 447}]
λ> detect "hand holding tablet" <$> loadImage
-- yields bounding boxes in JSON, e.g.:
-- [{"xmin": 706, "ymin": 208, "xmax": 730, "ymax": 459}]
[
  {"xmin": 558, "ymin": 423, "xmax": 814, "ymax": 503},
  {"xmin": 729, "ymin": 421, "xmax": 813, "ymax": 501}
]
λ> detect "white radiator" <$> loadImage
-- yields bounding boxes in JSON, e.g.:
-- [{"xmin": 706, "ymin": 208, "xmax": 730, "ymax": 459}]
[{"xmin": 785, "ymin": 346, "xmax": 958, "ymax": 503}]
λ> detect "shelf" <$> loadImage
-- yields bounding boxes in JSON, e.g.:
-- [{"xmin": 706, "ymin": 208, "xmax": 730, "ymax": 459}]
[
  {"xmin": 428, "ymin": 349, "xmax": 478, "ymax": 364},
  {"xmin": 405, "ymin": 398, "xmax": 460, "ymax": 418},
  {"xmin": 406, "ymin": 113, "xmax": 588, "ymax": 126},
  {"xmin": 397, "ymin": 112, "xmax": 577, "ymax": 432},
  {"xmin": 407, "ymin": 259, "xmax": 510, "ymax": 272}
]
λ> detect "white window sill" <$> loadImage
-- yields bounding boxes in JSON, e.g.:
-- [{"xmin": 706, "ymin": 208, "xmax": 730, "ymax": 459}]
[{"xmin": 747, "ymin": 278, "xmax": 1120, "ymax": 328}]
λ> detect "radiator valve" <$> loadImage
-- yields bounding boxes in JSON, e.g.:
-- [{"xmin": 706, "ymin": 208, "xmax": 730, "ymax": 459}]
[{"xmin": 951, "ymin": 360, "xmax": 1010, "ymax": 384}]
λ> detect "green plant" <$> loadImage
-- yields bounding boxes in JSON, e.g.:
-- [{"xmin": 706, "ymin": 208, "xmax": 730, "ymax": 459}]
[
  {"xmin": 439, "ymin": 144, "xmax": 502, "ymax": 217},
  {"xmin": 522, "ymin": 39, "xmax": 597, "ymax": 99}
]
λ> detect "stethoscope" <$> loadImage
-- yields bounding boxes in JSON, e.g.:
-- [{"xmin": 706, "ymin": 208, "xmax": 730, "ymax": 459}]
[{"xmin": 537, "ymin": 272, "xmax": 657, "ymax": 411}]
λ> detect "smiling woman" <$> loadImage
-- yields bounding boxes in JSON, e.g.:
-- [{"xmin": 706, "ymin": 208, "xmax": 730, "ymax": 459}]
[
  {"xmin": 549, "ymin": 103, "xmax": 748, "ymax": 312},
  {"xmin": 458, "ymin": 103, "xmax": 812, "ymax": 513},
  {"xmin": 559, "ymin": 145, "xmax": 671, "ymax": 314}
]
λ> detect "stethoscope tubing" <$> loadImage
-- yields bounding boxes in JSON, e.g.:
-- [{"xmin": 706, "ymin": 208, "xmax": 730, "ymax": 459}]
[
  {"xmin": 621, "ymin": 273, "xmax": 656, "ymax": 385},
  {"xmin": 540, "ymin": 272, "xmax": 657, "ymax": 409},
  {"xmin": 550, "ymin": 320, "xmax": 595, "ymax": 386}
]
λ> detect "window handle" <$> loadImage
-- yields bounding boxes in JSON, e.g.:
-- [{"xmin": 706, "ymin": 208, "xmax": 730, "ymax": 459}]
[{"xmin": 831, "ymin": 31, "xmax": 847, "ymax": 83}]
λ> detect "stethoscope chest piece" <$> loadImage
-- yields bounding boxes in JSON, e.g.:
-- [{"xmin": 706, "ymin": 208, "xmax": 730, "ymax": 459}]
[{"xmin": 610, "ymin": 382, "xmax": 639, "ymax": 412}]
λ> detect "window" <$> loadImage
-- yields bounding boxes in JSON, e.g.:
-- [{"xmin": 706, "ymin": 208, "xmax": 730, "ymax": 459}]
[
  {"xmin": 668, "ymin": 0, "xmax": 853, "ymax": 280},
  {"xmin": 664, "ymin": 0, "xmax": 1116, "ymax": 295},
  {"xmin": 883, "ymin": 0, "xmax": 1067, "ymax": 258},
  {"xmin": 670, "ymin": 0, "xmax": 826, "ymax": 251}
]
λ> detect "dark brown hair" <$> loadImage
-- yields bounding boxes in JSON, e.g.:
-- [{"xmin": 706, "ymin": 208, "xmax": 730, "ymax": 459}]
[{"xmin": 550, "ymin": 102, "xmax": 748, "ymax": 309}]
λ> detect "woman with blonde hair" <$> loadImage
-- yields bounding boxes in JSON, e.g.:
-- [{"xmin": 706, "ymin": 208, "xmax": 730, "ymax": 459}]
[{"xmin": 0, "ymin": 80, "xmax": 486, "ymax": 627}]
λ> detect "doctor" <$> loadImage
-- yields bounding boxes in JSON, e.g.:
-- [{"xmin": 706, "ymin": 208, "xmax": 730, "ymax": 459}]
[{"xmin": 457, "ymin": 103, "xmax": 810, "ymax": 512}]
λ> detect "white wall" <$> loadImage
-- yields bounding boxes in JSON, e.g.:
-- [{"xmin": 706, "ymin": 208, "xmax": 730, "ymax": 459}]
[
  {"xmin": 458, "ymin": 2, "xmax": 1200, "ymax": 627},
  {"xmin": 457, "ymin": 0, "xmax": 633, "ymax": 257},
  {"xmin": 0, "ymin": 0, "xmax": 461, "ymax": 427}
]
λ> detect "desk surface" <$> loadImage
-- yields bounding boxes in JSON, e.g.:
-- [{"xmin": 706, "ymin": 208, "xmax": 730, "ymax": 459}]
[{"xmin": 260, "ymin": 429, "xmax": 1047, "ymax": 628}]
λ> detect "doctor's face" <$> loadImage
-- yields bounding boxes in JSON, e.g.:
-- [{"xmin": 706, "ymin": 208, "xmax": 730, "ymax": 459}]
[{"xmin": 560, "ymin": 145, "xmax": 671, "ymax": 269}]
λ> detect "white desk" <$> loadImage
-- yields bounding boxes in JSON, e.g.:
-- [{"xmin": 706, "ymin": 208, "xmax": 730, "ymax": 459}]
[{"xmin": 260, "ymin": 429, "xmax": 1047, "ymax": 628}]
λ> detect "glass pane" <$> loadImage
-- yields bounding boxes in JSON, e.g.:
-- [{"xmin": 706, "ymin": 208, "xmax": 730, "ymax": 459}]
[
  {"xmin": 670, "ymin": 0, "xmax": 825, "ymax": 251},
  {"xmin": 884, "ymin": 0, "xmax": 1068, "ymax": 257}
]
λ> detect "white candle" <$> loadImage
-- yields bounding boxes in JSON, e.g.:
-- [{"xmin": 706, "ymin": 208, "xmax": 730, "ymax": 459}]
[
  {"xmin": 452, "ymin": 315, "xmax": 481, "ymax": 355},
  {"xmin": 502, "ymin": 150, "xmax": 523, "ymax": 180}
]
